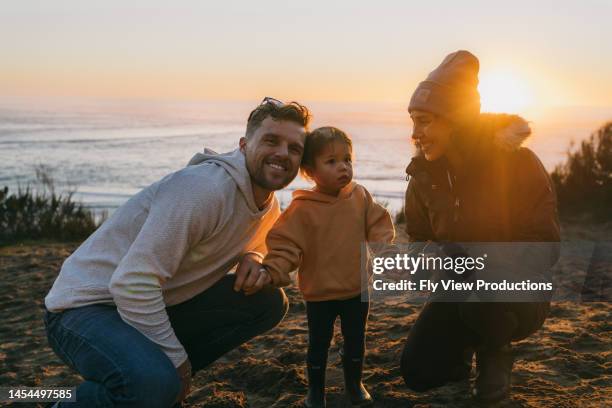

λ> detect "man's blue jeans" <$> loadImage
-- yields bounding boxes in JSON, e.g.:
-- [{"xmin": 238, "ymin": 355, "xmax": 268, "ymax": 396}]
[{"xmin": 44, "ymin": 274, "xmax": 289, "ymax": 407}]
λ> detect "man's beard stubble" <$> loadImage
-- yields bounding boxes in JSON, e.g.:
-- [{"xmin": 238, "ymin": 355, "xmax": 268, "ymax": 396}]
[{"xmin": 249, "ymin": 158, "xmax": 296, "ymax": 192}]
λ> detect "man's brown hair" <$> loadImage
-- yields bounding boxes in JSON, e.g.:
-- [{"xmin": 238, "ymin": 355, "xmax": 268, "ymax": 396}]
[{"xmin": 246, "ymin": 101, "xmax": 311, "ymax": 138}]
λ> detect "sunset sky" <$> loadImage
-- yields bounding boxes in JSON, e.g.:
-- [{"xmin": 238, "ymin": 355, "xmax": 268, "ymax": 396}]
[{"xmin": 2, "ymin": 1, "xmax": 611, "ymax": 111}]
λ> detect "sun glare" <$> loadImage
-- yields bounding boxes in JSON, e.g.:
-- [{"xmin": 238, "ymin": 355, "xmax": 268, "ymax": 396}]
[{"xmin": 478, "ymin": 71, "xmax": 533, "ymax": 114}]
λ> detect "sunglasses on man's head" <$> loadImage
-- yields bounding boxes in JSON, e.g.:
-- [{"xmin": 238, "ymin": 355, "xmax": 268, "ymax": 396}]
[
  {"xmin": 248, "ymin": 97, "xmax": 285, "ymax": 121},
  {"xmin": 260, "ymin": 96, "xmax": 284, "ymax": 107}
]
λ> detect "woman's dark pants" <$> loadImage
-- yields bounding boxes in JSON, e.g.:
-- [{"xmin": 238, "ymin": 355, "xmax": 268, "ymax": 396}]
[{"xmin": 400, "ymin": 301, "xmax": 549, "ymax": 391}]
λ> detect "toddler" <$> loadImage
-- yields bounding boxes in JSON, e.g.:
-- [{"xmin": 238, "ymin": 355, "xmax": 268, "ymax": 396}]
[{"xmin": 263, "ymin": 126, "xmax": 395, "ymax": 407}]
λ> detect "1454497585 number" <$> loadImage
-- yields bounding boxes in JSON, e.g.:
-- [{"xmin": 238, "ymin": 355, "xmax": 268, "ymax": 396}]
[{"xmin": 1, "ymin": 387, "xmax": 76, "ymax": 402}]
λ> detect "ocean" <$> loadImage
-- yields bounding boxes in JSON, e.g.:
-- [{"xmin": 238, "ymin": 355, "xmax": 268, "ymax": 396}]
[{"xmin": 1, "ymin": 98, "xmax": 609, "ymax": 216}]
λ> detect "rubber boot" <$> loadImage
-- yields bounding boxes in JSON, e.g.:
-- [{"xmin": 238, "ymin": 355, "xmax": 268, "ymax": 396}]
[
  {"xmin": 342, "ymin": 356, "xmax": 373, "ymax": 407},
  {"xmin": 473, "ymin": 344, "xmax": 514, "ymax": 403},
  {"xmin": 305, "ymin": 361, "xmax": 326, "ymax": 408}
]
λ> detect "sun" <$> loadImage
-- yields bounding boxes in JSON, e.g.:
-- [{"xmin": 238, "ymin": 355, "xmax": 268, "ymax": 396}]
[{"xmin": 478, "ymin": 71, "xmax": 533, "ymax": 114}]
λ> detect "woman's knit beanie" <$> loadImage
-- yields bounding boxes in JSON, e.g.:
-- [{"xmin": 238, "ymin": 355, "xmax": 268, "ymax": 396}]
[{"xmin": 408, "ymin": 50, "xmax": 481, "ymax": 123}]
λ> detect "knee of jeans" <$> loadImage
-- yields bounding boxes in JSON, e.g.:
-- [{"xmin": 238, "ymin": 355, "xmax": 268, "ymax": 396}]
[{"xmin": 120, "ymin": 363, "xmax": 181, "ymax": 408}]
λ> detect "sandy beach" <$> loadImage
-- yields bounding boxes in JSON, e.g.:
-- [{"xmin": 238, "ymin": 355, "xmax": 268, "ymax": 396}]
[{"xmin": 1, "ymin": 220, "xmax": 610, "ymax": 408}]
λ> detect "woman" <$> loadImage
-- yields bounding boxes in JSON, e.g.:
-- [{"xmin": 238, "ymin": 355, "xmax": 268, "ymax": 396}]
[{"xmin": 400, "ymin": 50, "xmax": 560, "ymax": 403}]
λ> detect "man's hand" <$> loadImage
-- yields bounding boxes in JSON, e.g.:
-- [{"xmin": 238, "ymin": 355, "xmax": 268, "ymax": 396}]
[
  {"xmin": 174, "ymin": 358, "xmax": 192, "ymax": 405},
  {"xmin": 234, "ymin": 252, "xmax": 272, "ymax": 295}
]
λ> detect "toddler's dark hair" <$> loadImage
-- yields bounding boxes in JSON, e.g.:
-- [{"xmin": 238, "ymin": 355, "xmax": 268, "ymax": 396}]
[{"xmin": 301, "ymin": 126, "xmax": 353, "ymax": 178}]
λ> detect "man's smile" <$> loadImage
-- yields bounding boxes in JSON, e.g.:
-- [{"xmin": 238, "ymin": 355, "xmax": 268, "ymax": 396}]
[{"xmin": 265, "ymin": 159, "xmax": 289, "ymax": 173}]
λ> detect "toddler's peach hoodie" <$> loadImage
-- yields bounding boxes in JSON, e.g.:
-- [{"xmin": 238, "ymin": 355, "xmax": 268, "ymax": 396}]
[{"xmin": 263, "ymin": 182, "xmax": 395, "ymax": 301}]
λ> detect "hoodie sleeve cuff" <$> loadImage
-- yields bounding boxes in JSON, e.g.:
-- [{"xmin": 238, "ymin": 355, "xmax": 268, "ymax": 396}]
[
  {"xmin": 263, "ymin": 257, "xmax": 294, "ymax": 287},
  {"xmin": 242, "ymin": 251, "xmax": 264, "ymax": 262}
]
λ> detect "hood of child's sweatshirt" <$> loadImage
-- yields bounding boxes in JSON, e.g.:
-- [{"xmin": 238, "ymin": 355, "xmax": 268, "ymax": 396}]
[
  {"xmin": 187, "ymin": 148, "xmax": 265, "ymax": 214},
  {"xmin": 292, "ymin": 181, "xmax": 358, "ymax": 203}
]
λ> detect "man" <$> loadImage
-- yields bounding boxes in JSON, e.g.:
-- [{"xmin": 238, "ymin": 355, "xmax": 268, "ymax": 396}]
[{"xmin": 43, "ymin": 98, "xmax": 311, "ymax": 407}]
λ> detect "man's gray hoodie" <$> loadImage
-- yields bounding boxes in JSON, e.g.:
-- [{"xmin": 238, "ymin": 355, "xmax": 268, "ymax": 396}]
[{"xmin": 45, "ymin": 148, "xmax": 280, "ymax": 367}]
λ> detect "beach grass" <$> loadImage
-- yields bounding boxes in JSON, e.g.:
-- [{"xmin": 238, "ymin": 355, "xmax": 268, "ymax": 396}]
[
  {"xmin": 551, "ymin": 121, "xmax": 612, "ymax": 221},
  {"xmin": 0, "ymin": 166, "xmax": 100, "ymax": 246}
]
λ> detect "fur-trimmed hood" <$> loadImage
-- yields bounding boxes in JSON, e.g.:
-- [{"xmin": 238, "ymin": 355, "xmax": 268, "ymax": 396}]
[
  {"xmin": 473, "ymin": 113, "xmax": 531, "ymax": 152},
  {"xmin": 406, "ymin": 113, "xmax": 531, "ymax": 176}
]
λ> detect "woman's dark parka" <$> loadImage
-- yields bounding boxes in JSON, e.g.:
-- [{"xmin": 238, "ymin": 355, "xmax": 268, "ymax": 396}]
[{"xmin": 404, "ymin": 113, "xmax": 561, "ymax": 245}]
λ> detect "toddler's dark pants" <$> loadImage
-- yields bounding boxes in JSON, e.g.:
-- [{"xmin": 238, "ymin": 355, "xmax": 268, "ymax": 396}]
[{"xmin": 306, "ymin": 294, "xmax": 370, "ymax": 366}]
